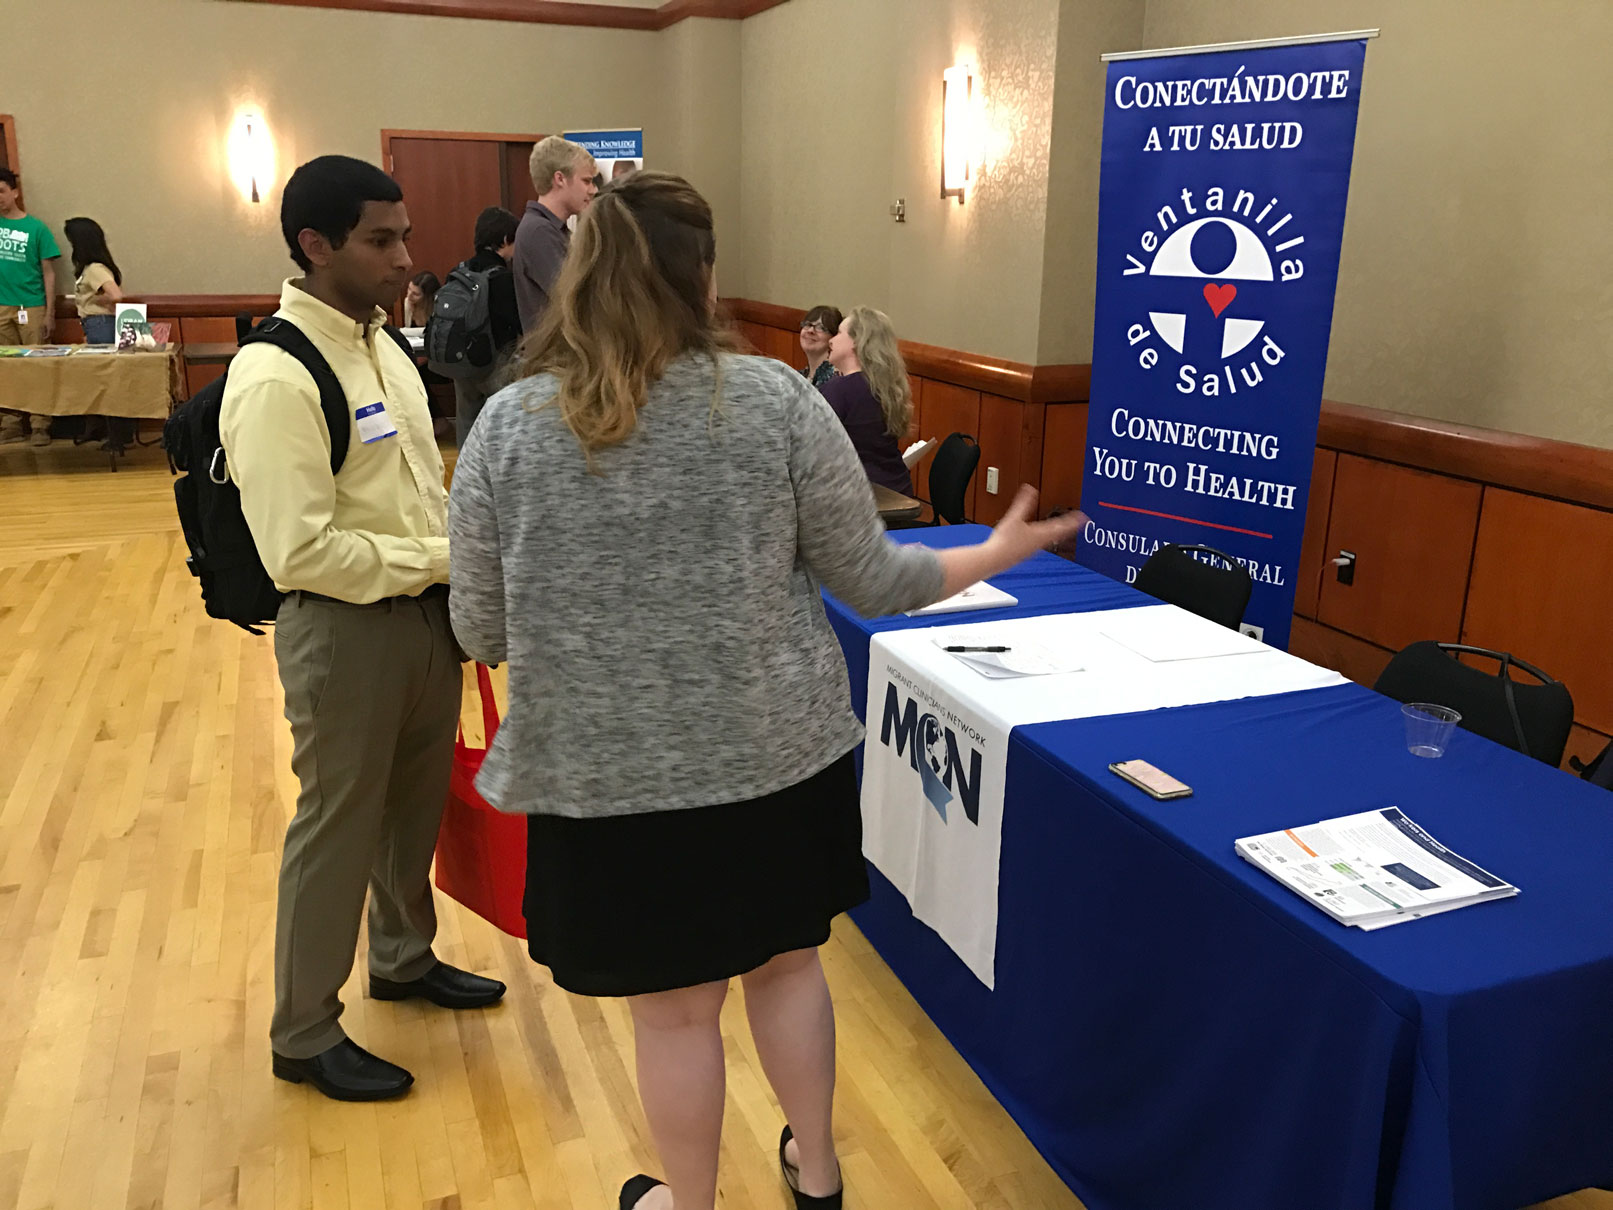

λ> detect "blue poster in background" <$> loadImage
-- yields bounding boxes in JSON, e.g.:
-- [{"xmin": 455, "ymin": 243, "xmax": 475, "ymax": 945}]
[
  {"xmin": 562, "ymin": 128, "xmax": 644, "ymax": 178},
  {"xmin": 1077, "ymin": 39, "xmax": 1369, "ymax": 649}
]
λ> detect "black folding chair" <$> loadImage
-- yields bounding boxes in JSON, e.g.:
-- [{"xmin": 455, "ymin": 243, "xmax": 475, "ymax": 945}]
[
  {"xmin": 1373, "ymin": 641, "xmax": 1575, "ymax": 767},
  {"xmin": 917, "ymin": 433, "xmax": 980, "ymax": 525},
  {"xmin": 1132, "ymin": 544, "xmax": 1252, "ymax": 630}
]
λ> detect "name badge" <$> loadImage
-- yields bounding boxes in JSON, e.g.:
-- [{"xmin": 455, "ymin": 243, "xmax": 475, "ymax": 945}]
[
  {"xmin": 355, "ymin": 402, "xmax": 399, "ymax": 444},
  {"xmin": 16, "ymin": 308, "xmax": 27, "ymax": 325}
]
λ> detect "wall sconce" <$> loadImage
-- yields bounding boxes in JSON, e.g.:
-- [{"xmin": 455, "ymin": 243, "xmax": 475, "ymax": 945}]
[
  {"xmin": 227, "ymin": 110, "xmax": 276, "ymax": 204},
  {"xmin": 941, "ymin": 63, "xmax": 976, "ymax": 202}
]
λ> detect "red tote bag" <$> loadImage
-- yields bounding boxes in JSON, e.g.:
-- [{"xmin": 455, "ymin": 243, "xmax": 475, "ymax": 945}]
[{"xmin": 434, "ymin": 663, "xmax": 529, "ymax": 938}]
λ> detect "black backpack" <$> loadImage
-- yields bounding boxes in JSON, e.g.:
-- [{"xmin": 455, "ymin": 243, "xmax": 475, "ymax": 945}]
[
  {"xmin": 164, "ymin": 317, "xmax": 411, "ymax": 633},
  {"xmin": 424, "ymin": 260, "xmax": 501, "ymax": 379}
]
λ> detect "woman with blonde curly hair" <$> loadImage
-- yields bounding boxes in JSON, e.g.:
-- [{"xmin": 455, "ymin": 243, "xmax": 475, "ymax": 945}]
[
  {"xmin": 448, "ymin": 171, "xmax": 1084, "ymax": 1210},
  {"xmin": 820, "ymin": 306, "xmax": 915, "ymax": 494}
]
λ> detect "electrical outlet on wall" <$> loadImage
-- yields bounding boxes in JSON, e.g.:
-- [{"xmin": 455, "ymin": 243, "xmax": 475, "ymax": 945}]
[{"xmin": 985, "ymin": 467, "xmax": 1000, "ymax": 494}]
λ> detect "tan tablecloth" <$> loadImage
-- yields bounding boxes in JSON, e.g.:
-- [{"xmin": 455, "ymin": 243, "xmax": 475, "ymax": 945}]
[{"xmin": 0, "ymin": 349, "xmax": 181, "ymax": 419}]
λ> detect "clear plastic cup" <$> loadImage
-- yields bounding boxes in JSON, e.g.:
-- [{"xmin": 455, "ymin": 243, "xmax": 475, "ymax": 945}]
[{"xmin": 1403, "ymin": 703, "xmax": 1462, "ymax": 758}]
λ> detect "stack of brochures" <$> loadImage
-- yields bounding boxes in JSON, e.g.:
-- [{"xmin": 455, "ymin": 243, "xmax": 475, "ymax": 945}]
[{"xmin": 1236, "ymin": 807, "xmax": 1518, "ymax": 929}]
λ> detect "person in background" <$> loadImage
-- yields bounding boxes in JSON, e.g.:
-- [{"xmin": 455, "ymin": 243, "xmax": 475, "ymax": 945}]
[
  {"xmin": 513, "ymin": 135, "xmax": 597, "ymax": 331},
  {"xmin": 611, "ymin": 158, "xmax": 640, "ymax": 182},
  {"xmin": 401, "ymin": 270, "xmax": 439, "ymax": 327},
  {"xmin": 454, "ymin": 206, "xmax": 521, "ymax": 444},
  {"xmin": 64, "ymin": 217, "xmax": 124, "ymax": 345},
  {"xmin": 447, "ymin": 170, "xmax": 1084, "ymax": 1210},
  {"xmin": 0, "ymin": 168, "xmax": 62, "ymax": 446},
  {"xmin": 820, "ymin": 306, "xmax": 914, "ymax": 495},
  {"xmin": 222, "ymin": 154, "xmax": 505, "ymax": 1104},
  {"xmin": 797, "ymin": 305, "xmax": 841, "ymax": 390}
]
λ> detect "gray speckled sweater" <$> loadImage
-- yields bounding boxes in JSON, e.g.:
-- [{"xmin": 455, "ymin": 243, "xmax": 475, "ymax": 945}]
[{"xmin": 448, "ymin": 352, "xmax": 944, "ymax": 818}]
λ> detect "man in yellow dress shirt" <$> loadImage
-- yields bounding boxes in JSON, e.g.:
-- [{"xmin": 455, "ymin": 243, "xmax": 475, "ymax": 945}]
[{"xmin": 222, "ymin": 156, "xmax": 504, "ymax": 1103}]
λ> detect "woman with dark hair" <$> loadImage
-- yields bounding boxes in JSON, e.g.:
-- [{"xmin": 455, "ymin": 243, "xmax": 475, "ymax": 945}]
[
  {"xmin": 797, "ymin": 304, "xmax": 841, "ymax": 389},
  {"xmin": 448, "ymin": 171, "xmax": 1083, "ymax": 1210},
  {"xmin": 401, "ymin": 270, "xmax": 439, "ymax": 327},
  {"xmin": 64, "ymin": 217, "xmax": 123, "ymax": 344}
]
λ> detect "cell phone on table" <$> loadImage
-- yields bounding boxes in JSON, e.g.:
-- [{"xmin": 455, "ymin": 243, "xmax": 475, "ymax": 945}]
[{"xmin": 1108, "ymin": 759, "xmax": 1193, "ymax": 800}]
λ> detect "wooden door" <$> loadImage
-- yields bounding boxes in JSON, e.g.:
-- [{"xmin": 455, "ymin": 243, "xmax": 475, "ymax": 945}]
[
  {"xmin": 387, "ymin": 138, "xmax": 503, "ymax": 283},
  {"xmin": 503, "ymin": 142, "xmax": 540, "ymax": 213}
]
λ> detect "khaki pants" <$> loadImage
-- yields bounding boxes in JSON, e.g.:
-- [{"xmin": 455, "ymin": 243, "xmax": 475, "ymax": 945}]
[
  {"xmin": 270, "ymin": 588, "xmax": 461, "ymax": 1059},
  {"xmin": 0, "ymin": 304, "xmax": 49, "ymax": 436}
]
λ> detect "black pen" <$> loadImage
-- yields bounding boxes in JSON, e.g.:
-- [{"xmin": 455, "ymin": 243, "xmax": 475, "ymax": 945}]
[{"xmin": 945, "ymin": 645, "xmax": 1010, "ymax": 653}]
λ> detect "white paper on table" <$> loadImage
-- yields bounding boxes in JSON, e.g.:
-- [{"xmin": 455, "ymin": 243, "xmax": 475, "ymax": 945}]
[
  {"xmin": 1099, "ymin": 606, "xmax": 1266, "ymax": 662},
  {"xmin": 932, "ymin": 635, "xmax": 1083, "ymax": 679},
  {"xmin": 1236, "ymin": 806, "xmax": 1518, "ymax": 929},
  {"xmin": 906, "ymin": 581, "xmax": 1018, "ymax": 616}
]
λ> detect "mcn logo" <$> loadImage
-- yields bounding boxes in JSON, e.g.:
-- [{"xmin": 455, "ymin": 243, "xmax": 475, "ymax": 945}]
[
  {"xmin": 1122, "ymin": 186, "xmax": 1308, "ymax": 400},
  {"xmin": 879, "ymin": 684, "xmax": 983, "ymax": 825}
]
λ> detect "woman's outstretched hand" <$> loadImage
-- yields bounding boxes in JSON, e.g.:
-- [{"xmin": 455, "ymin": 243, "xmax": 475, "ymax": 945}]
[{"xmin": 985, "ymin": 486, "xmax": 1088, "ymax": 563}]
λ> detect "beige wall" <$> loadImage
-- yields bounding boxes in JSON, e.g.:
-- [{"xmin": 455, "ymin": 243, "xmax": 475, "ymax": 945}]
[
  {"xmin": 658, "ymin": 18, "xmax": 745, "ymax": 294},
  {"xmin": 741, "ymin": 0, "xmax": 1613, "ymax": 449},
  {"xmin": 4, "ymin": 0, "xmax": 713, "ymax": 295},
  {"xmin": 1036, "ymin": 0, "xmax": 1145, "ymax": 364},
  {"xmin": 738, "ymin": 0, "xmax": 1060, "ymax": 365},
  {"xmin": 1139, "ymin": 0, "xmax": 1613, "ymax": 450}
]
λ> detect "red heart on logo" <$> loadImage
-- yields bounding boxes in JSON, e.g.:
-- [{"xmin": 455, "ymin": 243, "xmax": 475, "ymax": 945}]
[{"xmin": 1203, "ymin": 282, "xmax": 1237, "ymax": 318}]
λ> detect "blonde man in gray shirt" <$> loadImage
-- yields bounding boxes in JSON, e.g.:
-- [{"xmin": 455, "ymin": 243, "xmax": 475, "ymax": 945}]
[
  {"xmin": 449, "ymin": 172, "xmax": 1083, "ymax": 1210},
  {"xmin": 512, "ymin": 135, "xmax": 596, "ymax": 331}
]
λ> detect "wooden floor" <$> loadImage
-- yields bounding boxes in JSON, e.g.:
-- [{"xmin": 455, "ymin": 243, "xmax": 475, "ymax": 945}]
[{"xmin": 0, "ymin": 441, "xmax": 1606, "ymax": 1210}]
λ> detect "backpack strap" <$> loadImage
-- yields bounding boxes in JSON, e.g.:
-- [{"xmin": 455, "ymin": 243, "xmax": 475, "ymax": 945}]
[
  {"xmin": 379, "ymin": 324, "xmax": 414, "ymax": 362},
  {"xmin": 241, "ymin": 317, "xmax": 352, "ymax": 473}
]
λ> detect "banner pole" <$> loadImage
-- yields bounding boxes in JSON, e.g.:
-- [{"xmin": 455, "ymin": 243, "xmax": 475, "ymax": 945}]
[{"xmin": 1103, "ymin": 28, "xmax": 1379, "ymax": 62}]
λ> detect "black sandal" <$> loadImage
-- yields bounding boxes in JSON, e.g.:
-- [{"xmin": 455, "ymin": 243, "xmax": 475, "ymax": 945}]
[
  {"xmin": 619, "ymin": 1174, "xmax": 665, "ymax": 1210},
  {"xmin": 778, "ymin": 1125, "xmax": 844, "ymax": 1209}
]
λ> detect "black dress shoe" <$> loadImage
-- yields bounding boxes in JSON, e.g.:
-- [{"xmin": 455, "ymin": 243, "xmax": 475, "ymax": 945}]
[
  {"xmin": 370, "ymin": 961, "xmax": 507, "ymax": 1009},
  {"xmin": 619, "ymin": 1175, "xmax": 665, "ymax": 1210},
  {"xmin": 272, "ymin": 1039, "xmax": 413, "ymax": 1102},
  {"xmin": 779, "ymin": 1125, "xmax": 844, "ymax": 1209}
]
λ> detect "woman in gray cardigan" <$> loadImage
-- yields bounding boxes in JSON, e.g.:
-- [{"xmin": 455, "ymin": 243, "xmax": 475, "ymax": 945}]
[{"xmin": 448, "ymin": 172, "xmax": 1083, "ymax": 1210}]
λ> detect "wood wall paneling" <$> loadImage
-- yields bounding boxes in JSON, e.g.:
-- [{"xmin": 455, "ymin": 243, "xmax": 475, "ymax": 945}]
[
  {"xmin": 974, "ymin": 393, "xmax": 1041, "ymax": 526},
  {"xmin": 1289, "ymin": 616, "xmax": 1394, "ymax": 689},
  {"xmin": 179, "ymin": 317, "xmax": 239, "ymax": 344},
  {"xmin": 1039, "ymin": 403, "xmax": 1089, "ymax": 519},
  {"xmin": 1319, "ymin": 399, "xmax": 1613, "ymax": 513},
  {"xmin": 1295, "ymin": 448, "xmax": 1338, "ymax": 620},
  {"xmin": 387, "ymin": 137, "xmax": 504, "ymax": 281},
  {"xmin": 916, "ymin": 380, "xmax": 982, "ymax": 521},
  {"xmin": 1315, "ymin": 454, "xmax": 1482, "ymax": 653},
  {"xmin": 59, "ymin": 295, "xmax": 280, "ymax": 320},
  {"xmin": 761, "ymin": 326, "xmax": 798, "ymax": 367},
  {"xmin": 1461, "ymin": 488, "xmax": 1613, "ymax": 736},
  {"xmin": 51, "ymin": 318, "xmax": 84, "ymax": 344},
  {"xmin": 186, "ymin": 364, "xmax": 228, "ymax": 397}
]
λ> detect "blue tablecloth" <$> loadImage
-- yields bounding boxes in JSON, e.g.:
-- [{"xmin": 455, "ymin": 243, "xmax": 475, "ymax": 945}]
[{"xmin": 826, "ymin": 527, "xmax": 1613, "ymax": 1210}]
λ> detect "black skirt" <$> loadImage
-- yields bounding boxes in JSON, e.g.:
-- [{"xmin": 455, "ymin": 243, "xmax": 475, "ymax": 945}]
[{"xmin": 523, "ymin": 752, "xmax": 869, "ymax": 997}]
